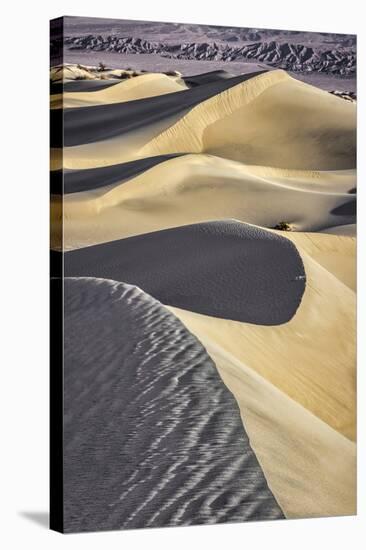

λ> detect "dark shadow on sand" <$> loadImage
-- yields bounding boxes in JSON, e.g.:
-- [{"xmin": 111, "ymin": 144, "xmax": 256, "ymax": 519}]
[
  {"xmin": 51, "ymin": 153, "xmax": 185, "ymax": 194},
  {"xmin": 60, "ymin": 220, "xmax": 306, "ymax": 325},
  {"xmin": 331, "ymin": 198, "xmax": 356, "ymax": 216}
]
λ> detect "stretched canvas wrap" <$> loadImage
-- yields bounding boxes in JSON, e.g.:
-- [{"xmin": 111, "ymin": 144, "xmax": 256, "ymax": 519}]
[{"xmin": 50, "ymin": 15, "xmax": 357, "ymax": 534}]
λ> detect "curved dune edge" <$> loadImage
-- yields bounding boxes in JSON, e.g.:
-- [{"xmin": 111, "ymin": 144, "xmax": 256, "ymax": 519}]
[
  {"xmin": 141, "ymin": 69, "xmax": 356, "ymax": 170},
  {"xmin": 53, "ymin": 154, "xmax": 356, "ymax": 249},
  {"xmin": 189, "ymin": 334, "xmax": 356, "ymax": 519},
  {"xmin": 167, "ymin": 247, "xmax": 356, "ymax": 441},
  {"xmin": 51, "ymin": 73, "xmax": 188, "ymax": 109}
]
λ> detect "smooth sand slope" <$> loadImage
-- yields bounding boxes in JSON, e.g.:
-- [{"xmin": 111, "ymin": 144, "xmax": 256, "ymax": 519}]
[
  {"xmin": 63, "ymin": 277, "xmax": 283, "ymax": 532},
  {"xmin": 321, "ymin": 223, "xmax": 356, "ymax": 236},
  {"xmin": 51, "ymin": 73, "xmax": 188, "ymax": 109},
  {"xmin": 284, "ymin": 231, "xmax": 356, "ymax": 291},
  {"xmin": 52, "ymin": 153, "xmax": 356, "ymax": 249},
  {"xmin": 61, "ymin": 221, "xmax": 306, "ymax": 325}
]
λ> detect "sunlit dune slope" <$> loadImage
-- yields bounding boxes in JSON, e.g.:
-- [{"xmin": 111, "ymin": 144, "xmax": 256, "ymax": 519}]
[{"xmin": 51, "ymin": 73, "xmax": 188, "ymax": 109}]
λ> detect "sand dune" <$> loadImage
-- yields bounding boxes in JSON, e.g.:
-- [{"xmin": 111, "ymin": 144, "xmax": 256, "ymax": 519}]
[
  {"xmin": 63, "ymin": 277, "xmax": 283, "ymax": 532},
  {"xmin": 61, "ymin": 221, "xmax": 306, "ymax": 325},
  {"xmin": 52, "ymin": 69, "xmax": 356, "ymax": 171},
  {"xmin": 51, "ymin": 73, "xmax": 188, "ymax": 109},
  {"xmin": 168, "ymin": 243, "xmax": 356, "ymax": 441},
  {"xmin": 144, "ymin": 70, "xmax": 356, "ymax": 170},
  {"xmin": 50, "ymin": 70, "xmax": 267, "ymax": 149},
  {"xmin": 52, "ymin": 154, "xmax": 356, "ymax": 249},
  {"xmin": 197, "ymin": 336, "xmax": 356, "ymax": 519}
]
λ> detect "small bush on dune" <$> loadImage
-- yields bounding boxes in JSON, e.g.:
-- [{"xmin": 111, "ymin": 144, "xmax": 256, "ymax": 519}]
[{"xmin": 273, "ymin": 221, "xmax": 292, "ymax": 231}]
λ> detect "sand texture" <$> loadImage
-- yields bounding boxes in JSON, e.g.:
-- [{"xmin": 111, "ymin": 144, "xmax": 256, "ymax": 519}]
[{"xmin": 63, "ymin": 277, "xmax": 283, "ymax": 532}]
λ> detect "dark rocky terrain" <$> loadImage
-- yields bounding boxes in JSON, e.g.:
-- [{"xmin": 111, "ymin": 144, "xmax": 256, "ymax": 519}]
[
  {"xmin": 60, "ymin": 35, "xmax": 356, "ymax": 76},
  {"xmin": 329, "ymin": 90, "xmax": 357, "ymax": 102}
]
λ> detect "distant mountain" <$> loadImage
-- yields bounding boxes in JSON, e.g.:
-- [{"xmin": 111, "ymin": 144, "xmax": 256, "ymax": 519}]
[{"xmin": 60, "ymin": 35, "xmax": 356, "ymax": 76}]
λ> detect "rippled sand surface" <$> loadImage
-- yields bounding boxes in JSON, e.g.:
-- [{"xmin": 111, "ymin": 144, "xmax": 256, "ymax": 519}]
[{"xmin": 63, "ymin": 277, "xmax": 283, "ymax": 533}]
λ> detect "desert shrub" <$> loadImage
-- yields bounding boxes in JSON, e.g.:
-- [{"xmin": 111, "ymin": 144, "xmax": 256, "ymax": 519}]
[
  {"xmin": 97, "ymin": 62, "xmax": 107, "ymax": 72},
  {"xmin": 273, "ymin": 221, "xmax": 292, "ymax": 231}
]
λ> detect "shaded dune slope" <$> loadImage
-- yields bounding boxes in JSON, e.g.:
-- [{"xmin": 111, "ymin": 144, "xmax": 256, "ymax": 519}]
[
  {"xmin": 61, "ymin": 221, "xmax": 306, "ymax": 325},
  {"xmin": 51, "ymin": 153, "xmax": 184, "ymax": 194},
  {"xmin": 63, "ymin": 277, "xmax": 284, "ymax": 532},
  {"xmin": 51, "ymin": 70, "xmax": 267, "ymax": 148},
  {"xmin": 183, "ymin": 69, "xmax": 235, "ymax": 87},
  {"xmin": 51, "ymin": 79, "xmax": 121, "ymax": 95}
]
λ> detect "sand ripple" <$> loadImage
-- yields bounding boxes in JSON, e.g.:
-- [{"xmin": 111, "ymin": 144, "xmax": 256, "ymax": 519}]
[{"xmin": 63, "ymin": 277, "xmax": 283, "ymax": 532}]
